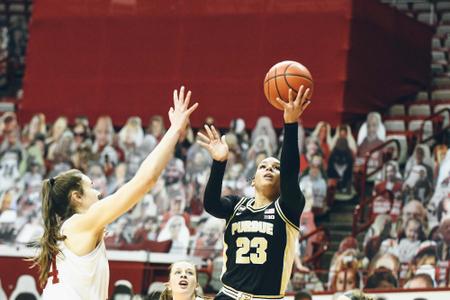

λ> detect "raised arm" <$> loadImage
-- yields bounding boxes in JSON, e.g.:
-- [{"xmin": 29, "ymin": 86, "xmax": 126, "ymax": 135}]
[
  {"xmin": 198, "ymin": 125, "xmax": 237, "ymax": 219},
  {"xmin": 275, "ymin": 86, "xmax": 311, "ymax": 225},
  {"xmin": 79, "ymin": 87, "xmax": 198, "ymax": 232}
]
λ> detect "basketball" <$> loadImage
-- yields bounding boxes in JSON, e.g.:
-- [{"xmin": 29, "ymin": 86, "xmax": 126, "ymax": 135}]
[{"xmin": 263, "ymin": 60, "xmax": 314, "ymax": 110}]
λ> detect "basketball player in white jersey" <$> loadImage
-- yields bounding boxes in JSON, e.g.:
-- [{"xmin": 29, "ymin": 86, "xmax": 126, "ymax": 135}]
[
  {"xmin": 159, "ymin": 261, "xmax": 212, "ymax": 300},
  {"xmin": 32, "ymin": 87, "xmax": 198, "ymax": 299}
]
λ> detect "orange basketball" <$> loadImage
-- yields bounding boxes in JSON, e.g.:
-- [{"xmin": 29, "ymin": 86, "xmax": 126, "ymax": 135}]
[{"xmin": 263, "ymin": 60, "xmax": 314, "ymax": 110}]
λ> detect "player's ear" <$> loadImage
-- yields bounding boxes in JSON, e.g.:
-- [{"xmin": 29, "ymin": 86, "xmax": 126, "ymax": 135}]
[
  {"xmin": 69, "ymin": 190, "xmax": 83, "ymax": 206},
  {"xmin": 251, "ymin": 177, "xmax": 255, "ymax": 187}
]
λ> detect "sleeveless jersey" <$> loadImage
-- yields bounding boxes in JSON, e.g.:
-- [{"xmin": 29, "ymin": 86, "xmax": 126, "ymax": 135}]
[
  {"xmin": 221, "ymin": 197, "xmax": 299, "ymax": 298},
  {"xmin": 42, "ymin": 231, "xmax": 109, "ymax": 300}
]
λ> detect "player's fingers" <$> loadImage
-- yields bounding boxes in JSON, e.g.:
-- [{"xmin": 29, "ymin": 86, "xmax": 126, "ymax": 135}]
[
  {"xmin": 211, "ymin": 125, "xmax": 220, "ymax": 140},
  {"xmin": 295, "ymin": 85, "xmax": 305, "ymax": 104},
  {"xmin": 179, "ymin": 86, "xmax": 185, "ymax": 105},
  {"xmin": 183, "ymin": 90, "xmax": 192, "ymax": 108},
  {"xmin": 301, "ymin": 100, "xmax": 311, "ymax": 113},
  {"xmin": 302, "ymin": 88, "xmax": 311, "ymax": 102},
  {"xmin": 186, "ymin": 102, "xmax": 198, "ymax": 115},
  {"xmin": 196, "ymin": 140, "xmax": 210, "ymax": 149},
  {"xmin": 287, "ymin": 89, "xmax": 294, "ymax": 106},
  {"xmin": 197, "ymin": 131, "xmax": 210, "ymax": 143},
  {"xmin": 288, "ymin": 88, "xmax": 294, "ymax": 102},
  {"xmin": 204, "ymin": 124, "xmax": 215, "ymax": 140},
  {"xmin": 173, "ymin": 89, "xmax": 178, "ymax": 107},
  {"xmin": 274, "ymin": 97, "xmax": 287, "ymax": 109}
]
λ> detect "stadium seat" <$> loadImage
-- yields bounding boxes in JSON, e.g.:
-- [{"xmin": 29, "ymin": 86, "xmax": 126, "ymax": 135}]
[
  {"xmin": 408, "ymin": 104, "xmax": 431, "ymax": 116},
  {"xmin": 384, "ymin": 120, "xmax": 406, "ymax": 132},
  {"xmin": 437, "ymin": 1, "xmax": 450, "ymax": 13},
  {"xmin": 432, "ymin": 89, "xmax": 450, "ymax": 100},
  {"xmin": 444, "ymin": 37, "xmax": 450, "ymax": 48},
  {"xmin": 433, "ymin": 77, "xmax": 450, "ymax": 88},
  {"xmin": 432, "ymin": 63, "xmax": 445, "ymax": 75},
  {"xmin": 395, "ymin": 3, "xmax": 409, "ymax": 11},
  {"xmin": 388, "ymin": 104, "xmax": 406, "ymax": 116},
  {"xmin": 111, "ymin": 280, "xmax": 133, "ymax": 300},
  {"xmin": 147, "ymin": 282, "xmax": 166, "ymax": 294},
  {"xmin": 432, "ymin": 50, "xmax": 447, "ymax": 62},
  {"xmin": 417, "ymin": 12, "xmax": 437, "ymax": 25},
  {"xmin": 416, "ymin": 91, "xmax": 429, "ymax": 101},
  {"xmin": 10, "ymin": 4, "xmax": 25, "ymax": 13},
  {"xmin": 434, "ymin": 103, "xmax": 450, "ymax": 113},
  {"xmin": 412, "ymin": 2, "xmax": 432, "ymax": 13},
  {"xmin": 437, "ymin": 25, "xmax": 450, "ymax": 36},
  {"xmin": 442, "ymin": 12, "xmax": 450, "ymax": 24},
  {"xmin": 432, "ymin": 37, "xmax": 442, "ymax": 49},
  {"xmin": 0, "ymin": 279, "xmax": 6, "ymax": 300},
  {"xmin": 8, "ymin": 275, "xmax": 40, "ymax": 300}
]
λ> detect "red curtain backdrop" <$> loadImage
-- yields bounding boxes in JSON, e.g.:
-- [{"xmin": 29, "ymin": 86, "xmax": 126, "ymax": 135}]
[{"xmin": 19, "ymin": 0, "xmax": 431, "ymax": 128}]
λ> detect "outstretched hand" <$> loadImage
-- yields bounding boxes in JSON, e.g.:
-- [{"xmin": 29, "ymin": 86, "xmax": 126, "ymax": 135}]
[
  {"xmin": 169, "ymin": 86, "xmax": 199, "ymax": 132},
  {"xmin": 274, "ymin": 85, "xmax": 311, "ymax": 123},
  {"xmin": 197, "ymin": 125, "xmax": 229, "ymax": 161}
]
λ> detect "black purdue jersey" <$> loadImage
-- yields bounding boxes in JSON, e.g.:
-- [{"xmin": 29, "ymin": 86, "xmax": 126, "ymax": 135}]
[
  {"xmin": 221, "ymin": 196, "xmax": 299, "ymax": 297},
  {"xmin": 204, "ymin": 123, "xmax": 304, "ymax": 298}
]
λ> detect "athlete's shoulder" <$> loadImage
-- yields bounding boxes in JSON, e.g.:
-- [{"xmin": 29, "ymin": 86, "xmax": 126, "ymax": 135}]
[
  {"xmin": 274, "ymin": 199, "xmax": 300, "ymax": 231},
  {"xmin": 226, "ymin": 195, "xmax": 250, "ymax": 209}
]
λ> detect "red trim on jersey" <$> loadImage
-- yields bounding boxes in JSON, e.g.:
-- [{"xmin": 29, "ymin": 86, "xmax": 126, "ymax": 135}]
[{"xmin": 48, "ymin": 254, "xmax": 59, "ymax": 284}]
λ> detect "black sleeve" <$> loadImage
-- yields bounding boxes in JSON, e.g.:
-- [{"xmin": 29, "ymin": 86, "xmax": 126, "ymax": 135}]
[
  {"xmin": 279, "ymin": 123, "xmax": 305, "ymax": 226},
  {"xmin": 203, "ymin": 160, "xmax": 239, "ymax": 219}
]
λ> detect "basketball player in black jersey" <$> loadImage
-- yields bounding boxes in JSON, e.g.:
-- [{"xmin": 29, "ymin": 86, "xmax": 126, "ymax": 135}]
[{"xmin": 197, "ymin": 85, "xmax": 310, "ymax": 300}]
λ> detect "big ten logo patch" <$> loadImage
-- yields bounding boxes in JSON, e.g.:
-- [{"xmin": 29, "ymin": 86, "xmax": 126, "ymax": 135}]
[{"xmin": 264, "ymin": 208, "xmax": 275, "ymax": 220}]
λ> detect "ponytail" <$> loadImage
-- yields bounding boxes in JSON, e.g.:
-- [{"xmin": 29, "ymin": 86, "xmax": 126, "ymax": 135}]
[{"xmin": 31, "ymin": 169, "xmax": 83, "ymax": 287}]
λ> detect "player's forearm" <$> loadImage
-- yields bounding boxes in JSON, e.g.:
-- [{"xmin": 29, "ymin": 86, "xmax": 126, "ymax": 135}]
[
  {"xmin": 85, "ymin": 126, "xmax": 184, "ymax": 229},
  {"xmin": 280, "ymin": 122, "xmax": 304, "ymax": 217},
  {"xmin": 280, "ymin": 122, "xmax": 300, "ymax": 189},
  {"xmin": 134, "ymin": 126, "xmax": 182, "ymax": 186},
  {"xmin": 204, "ymin": 159, "xmax": 228, "ymax": 217}
]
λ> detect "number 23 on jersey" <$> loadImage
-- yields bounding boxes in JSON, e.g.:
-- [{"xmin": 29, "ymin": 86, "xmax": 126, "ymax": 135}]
[{"xmin": 235, "ymin": 237, "xmax": 268, "ymax": 264}]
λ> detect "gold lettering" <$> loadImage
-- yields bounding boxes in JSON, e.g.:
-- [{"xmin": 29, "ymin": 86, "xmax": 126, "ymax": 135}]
[
  {"xmin": 232, "ymin": 223, "xmax": 238, "ymax": 235},
  {"xmin": 267, "ymin": 223, "xmax": 273, "ymax": 235},
  {"xmin": 231, "ymin": 221, "xmax": 274, "ymax": 236}
]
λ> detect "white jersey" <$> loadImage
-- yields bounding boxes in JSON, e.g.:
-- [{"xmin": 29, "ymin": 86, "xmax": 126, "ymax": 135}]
[{"xmin": 42, "ymin": 235, "xmax": 109, "ymax": 300}]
